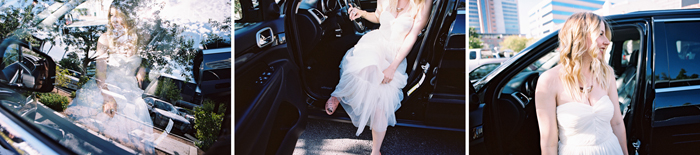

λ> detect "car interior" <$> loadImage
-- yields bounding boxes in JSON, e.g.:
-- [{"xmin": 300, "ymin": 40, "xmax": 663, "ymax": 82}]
[
  {"xmin": 485, "ymin": 24, "xmax": 643, "ymax": 154},
  {"xmin": 291, "ymin": 0, "xmax": 447, "ymax": 112}
]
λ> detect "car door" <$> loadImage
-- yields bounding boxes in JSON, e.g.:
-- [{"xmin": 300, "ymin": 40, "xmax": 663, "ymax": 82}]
[
  {"xmin": 416, "ymin": 0, "xmax": 465, "ymax": 129},
  {"xmin": 478, "ymin": 32, "xmax": 560, "ymax": 155},
  {"xmin": 234, "ymin": 0, "xmax": 307, "ymax": 154},
  {"xmin": 645, "ymin": 17, "xmax": 700, "ymax": 154}
]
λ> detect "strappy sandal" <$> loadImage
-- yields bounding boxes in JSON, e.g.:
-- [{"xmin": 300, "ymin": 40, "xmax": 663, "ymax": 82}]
[{"xmin": 326, "ymin": 96, "xmax": 340, "ymax": 115}]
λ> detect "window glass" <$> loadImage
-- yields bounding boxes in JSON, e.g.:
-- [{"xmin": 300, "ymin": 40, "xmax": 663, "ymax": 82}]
[
  {"xmin": 663, "ymin": 22, "xmax": 700, "ymax": 84},
  {"xmin": 470, "ymin": 51, "xmax": 477, "ymax": 59},
  {"xmin": 0, "ymin": 0, "xmax": 231, "ymax": 154}
]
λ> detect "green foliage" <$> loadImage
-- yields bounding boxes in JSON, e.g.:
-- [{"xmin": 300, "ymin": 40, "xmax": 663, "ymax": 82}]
[
  {"xmin": 77, "ymin": 76, "xmax": 90, "ymax": 89},
  {"xmin": 500, "ymin": 36, "xmax": 532, "ymax": 53},
  {"xmin": 194, "ymin": 99, "xmax": 226, "ymax": 151},
  {"xmin": 155, "ymin": 78, "xmax": 182, "ymax": 103},
  {"xmin": 38, "ymin": 93, "xmax": 69, "ymax": 112},
  {"xmin": 58, "ymin": 52, "xmax": 82, "ymax": 72},
  {"xmin": 61, "ymin": 25, "xmax": 107, "ymax": 74},
  {"xmin": 469, "ymin": 27, "xmax": 483, "ymax": 49},
  {"xmin": 0, "ymin": 1, "xmax": 35, "ymax": 39},
  {"xmin": 54, "ymin": 66, "xmax": 70, "ymax": 88},
  {"xmin": 70, "ymin": 91, "xmax": 76, "ymax": 99}
]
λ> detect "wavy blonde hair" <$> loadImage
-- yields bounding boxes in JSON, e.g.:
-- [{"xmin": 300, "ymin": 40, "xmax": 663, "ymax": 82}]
[
  {"xmin": 106, "ymin": 2, "xmax": 138, "ymax": 56},
  {"xmin": 558, "ymin": 12, "xmax": 612, "ymax": 102}
]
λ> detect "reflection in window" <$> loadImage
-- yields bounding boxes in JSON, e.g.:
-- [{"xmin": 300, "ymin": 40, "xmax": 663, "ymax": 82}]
[{"xmin": 663, "ymin": 22, "xmax": 700, "ymax": 85}]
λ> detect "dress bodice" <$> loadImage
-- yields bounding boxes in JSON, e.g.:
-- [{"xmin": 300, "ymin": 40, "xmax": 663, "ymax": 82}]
[
  {"xmin": 106, "ymin": 54, "xmax": 142, "ymax": 76},
  {"xmin": 556, "ymin": 95, "xmax": 616, "ymax": 146},
  {"xmin": 377, "ymin": 8, "xmax": 415, "ymax": 51}
]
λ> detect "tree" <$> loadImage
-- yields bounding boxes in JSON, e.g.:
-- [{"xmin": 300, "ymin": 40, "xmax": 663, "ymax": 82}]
[
  {"xmin": 194, "ymin": 99, "xmax": 226, "ymax": 151},
  {"xmin": 60, "ymin": 25, "xmax": 107, "ymax": 74},
  {"xmin": 58, "ymin": 52, "xmax": 81, "ymax": 71},
  {"xmin": 500, "ymin": 36, "xmax": 532, "ymax": 53},
  {"xmin": 154, "ymin": 78, "xmax": 182, "ymax": 103},
  {"xmin": 469, "ymin": 27, "xmax": 483, "ymax": 49}
]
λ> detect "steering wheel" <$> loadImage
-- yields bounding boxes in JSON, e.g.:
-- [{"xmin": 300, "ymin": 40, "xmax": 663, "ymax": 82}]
[{"xmin": 339, "ymin": 0, "xmax": 365, "ymax": 32}]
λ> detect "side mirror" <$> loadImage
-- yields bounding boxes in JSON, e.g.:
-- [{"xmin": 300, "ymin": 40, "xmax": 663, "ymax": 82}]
[{"xmin": 0, "ymin": 37, "xmax": 56, "ymax": 92}]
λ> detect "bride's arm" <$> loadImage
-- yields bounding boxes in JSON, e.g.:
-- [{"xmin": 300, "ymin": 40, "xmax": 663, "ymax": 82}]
[
  {"xmin": 535, "ymin": 69, "xmax": 558, "ymax": 155},
  {"xmin": 608, "ymin": 67, "xmax": 629, "ymax": 155},
  {"xmin": 349, "ymin": 0, "xmax": 381, "ymax": 24},
  {"xmin": 382, "ymin": 2, "xmax": 431, "ymax": 78},
  {"xmin": 95, "ymin": 35, "xmax": 109, "ymax": 92},
  {"xmin": 95, "ymin": 35, "xmax": 117, "ymax": 117}
]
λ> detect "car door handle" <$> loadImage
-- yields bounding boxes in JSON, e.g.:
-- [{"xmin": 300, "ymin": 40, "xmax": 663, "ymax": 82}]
[{"xmin": 256, "ymin": 27, "xmax": 274, "ymax": 48}]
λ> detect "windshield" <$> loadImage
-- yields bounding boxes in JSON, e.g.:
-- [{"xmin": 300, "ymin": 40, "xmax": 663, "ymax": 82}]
[{"xmin": 0, "ymin": 0, "xmax": 230, "ymax": 154}]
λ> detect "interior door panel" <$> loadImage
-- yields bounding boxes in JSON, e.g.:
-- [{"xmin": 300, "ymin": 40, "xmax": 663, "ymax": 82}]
[{"xmin": 234, "ymin": 16, "xmax": 307, "ymax": 154}]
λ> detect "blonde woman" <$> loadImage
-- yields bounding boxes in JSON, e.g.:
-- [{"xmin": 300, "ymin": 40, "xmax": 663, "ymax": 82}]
[
  {"xmin": 64, "ymin": 1, "xmax": 154, "ymax": 154},
  {"xmin": 323, "ymin": 0, "xmax": 431, "ymax": 154},
  {"xmin": 534, "ymin": 12, "xmax": 628, "ymax": 155}
]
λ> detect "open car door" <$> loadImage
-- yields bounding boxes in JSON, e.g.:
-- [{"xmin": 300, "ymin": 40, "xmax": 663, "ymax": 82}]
[{"xmin": 234, "ymin": 0, "xmax": 307, "ymax": 153}]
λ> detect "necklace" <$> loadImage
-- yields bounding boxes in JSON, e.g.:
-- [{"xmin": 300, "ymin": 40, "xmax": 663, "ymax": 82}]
[
  {"xmin": 396, "ymin": 0, "xmax": 408, "ymax": 12},
  {"xmin": 579, "ymin": 85, "xmax": 592, "ymax": 93}
]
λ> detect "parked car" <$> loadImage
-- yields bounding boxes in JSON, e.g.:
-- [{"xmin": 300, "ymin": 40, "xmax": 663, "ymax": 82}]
[
  {"xmin": 235, "ymin": 0, "xmax": 465, "ymax": 153},
  {"xmin": 469, "ymin": 49, "xmax": 508, "ymax": 72},
  {"xmin": 175, "ymin": 106, "xmax": 195, "ymax": 125},
  {"xmin": 149, "ymin": 97, "xmax": 192, "ymax": 133},
  {"xmin": 471, "ymin": 8, "xmax": 700, "ymax": 155}
]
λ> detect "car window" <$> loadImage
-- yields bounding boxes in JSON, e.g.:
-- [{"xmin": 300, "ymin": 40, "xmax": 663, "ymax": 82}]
[
  {"xmin": 662, "ymin": 21, "xmax": 700, "ymax": 86},
  {"xmin": 0, "ymin": 0, "xmax": 231, "ymax": 154},
  {"xmin": 469, "ymin": 63, "xmax": 500, "ymax": 81},
  {"xmin": 470, "ymin": 51, "xmax": 477, "ymax": 59}
]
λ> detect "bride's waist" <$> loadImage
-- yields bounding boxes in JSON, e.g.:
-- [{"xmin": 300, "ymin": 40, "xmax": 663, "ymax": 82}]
[{"xmin": 559, "ymin": 132, "xmax": 617, "ymax": 146}]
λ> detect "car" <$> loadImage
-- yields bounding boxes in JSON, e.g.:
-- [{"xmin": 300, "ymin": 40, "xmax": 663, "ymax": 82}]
[
  {"xmin": 469, "ymin": 63, "xmax": 500, "ymax": 83},
  {"xmin": 0, "ymin": 0, "xmax": 230, "ymax": 154},
  {"xmin": 149, "ymin": 97, "xmax": 192, "ymax": 133},
  {"xmin": 234, "ymin": 0, "xmax": 465, "ymax": 153},
  {"xmin": 469, "ymin": 49, "xmax": 508, "ymax": 72},
  {"xmin": 175, "ymin": 106, "xmax": 195, "ymax": 125},
  {"xmin": 471, "ymin": 8, "xmax": 700, "ymax": 155}
]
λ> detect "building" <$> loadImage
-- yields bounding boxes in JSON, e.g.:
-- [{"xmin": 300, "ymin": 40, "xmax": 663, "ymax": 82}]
[
  {"xmin": 469, "ymin": 0, "xmax": 521, "ymax": 34},
  {"xmin": 594, "ymin": 0, "xmax": 700, "ymax": 16},
  {"xmin": 527, "ymin": 0, "xmax": 605, "ymax": 38}
]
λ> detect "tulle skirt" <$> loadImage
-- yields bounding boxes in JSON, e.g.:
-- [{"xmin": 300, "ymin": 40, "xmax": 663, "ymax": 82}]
[
  {"xmin": 64, "ymin": 73, "xmax": 154, "ymax": 154},
  {"xmin": 331, "ymin": 30, "xmax": 408, "ymax": 136}
]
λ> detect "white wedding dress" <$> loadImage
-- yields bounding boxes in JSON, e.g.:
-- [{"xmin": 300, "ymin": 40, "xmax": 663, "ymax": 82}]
[
  {"xmin": 557, "ymin": 95, "xmax": 624, "ymax": 155},
  {"xmin": 64, "ymin": 54, "xmax": 154, "ymax": 154},
  {"xmin": 331, "ymin": 8, "xmax": 414, "ymax": 136}
]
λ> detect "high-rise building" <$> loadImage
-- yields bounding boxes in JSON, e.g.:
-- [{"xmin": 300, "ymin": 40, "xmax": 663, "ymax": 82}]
[
  {"xmin": 527, "ymin": 0, "xmax": 605, "ymax": 38},
  {"xmin": 595, "ymin": 0, "xmax": 700, "ymax": 16},
  {"xmin": 469, "ymin": 0, "xmax": 520, "ymax": 34}
]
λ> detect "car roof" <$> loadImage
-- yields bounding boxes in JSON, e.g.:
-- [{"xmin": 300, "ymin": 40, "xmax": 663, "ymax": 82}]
[{"xmin": 605, "ymin": 8, "xmax": 700, "ymax": 21}]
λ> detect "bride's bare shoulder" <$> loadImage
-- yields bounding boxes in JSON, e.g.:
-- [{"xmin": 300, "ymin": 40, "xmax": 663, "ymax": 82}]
[{"xmin": 536, "ymin": 65, "xmax": 563, "ymax": 90}]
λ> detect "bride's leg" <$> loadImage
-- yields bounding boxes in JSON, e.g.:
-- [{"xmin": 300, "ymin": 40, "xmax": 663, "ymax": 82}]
[
  {"xmin": 371, "ymin": 103, "xmax": 388, "ymax": 155},
  {"xmin": 371, "ymin": 129, "xmax": 386, "ymax": 155}
]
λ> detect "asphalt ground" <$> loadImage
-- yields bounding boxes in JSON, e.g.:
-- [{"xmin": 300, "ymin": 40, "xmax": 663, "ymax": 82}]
[{"xmin": 293, "ymin": 118, "xmax": 466, "ymax": 155}]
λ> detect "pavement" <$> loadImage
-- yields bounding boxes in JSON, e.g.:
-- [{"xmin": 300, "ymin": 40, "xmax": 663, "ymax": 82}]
[{"xmin": 293, "ymin": 118, "xmax": 466, "ymax": 155}]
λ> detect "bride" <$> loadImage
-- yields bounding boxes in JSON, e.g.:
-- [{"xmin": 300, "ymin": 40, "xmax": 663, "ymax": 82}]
[
  {"xmin": 64, "ymin": 2, "xmax": 154, "ymax": 154},
  {"xmin": 324, "ymin": 0, "xmax": 431, "ymax": 154}
]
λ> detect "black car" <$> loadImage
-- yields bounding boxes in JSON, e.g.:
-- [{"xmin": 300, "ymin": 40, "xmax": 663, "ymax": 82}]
[
  {"xmin": 235, "ymin": 0, "xmax": 466, "ymax": 153},
  {"xmin": 471, "ymin": 8, "xmax": 700, "ymax": 155}
]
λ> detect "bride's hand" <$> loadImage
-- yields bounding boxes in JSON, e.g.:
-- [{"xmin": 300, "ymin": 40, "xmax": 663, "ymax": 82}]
[
  {"xmin": 348, "ymin": 4, "xmax": 364, "ymax": 20},
  {"xmin": 102, "ymin": 95, "xmax": 117, "ymax": 118},
  {"xmin": 382, "ymin": 68, "xmax": 395, "ymax": 84}
]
